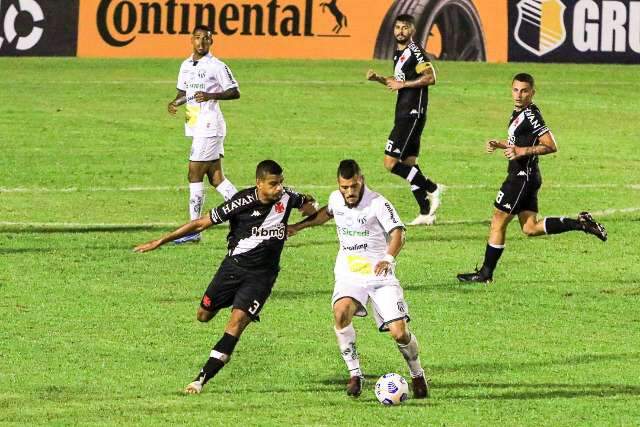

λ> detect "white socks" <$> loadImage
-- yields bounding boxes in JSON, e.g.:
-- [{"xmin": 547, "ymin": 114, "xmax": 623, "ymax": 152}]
[
  {"xmin": 397, "ymin": 333, "xmax": 424, "ymax": 378},
  {"xmin": 189, "ymin": 179, "xmax": 237, "ymax": 221},
  {"xmin": 335, "ymin": 324, "xmax": 362, "ymax": 378},
  {"xmin": 216, "ymin": 178, "xmax": 237, "ymax": 201},
  {"xmin": 189, "ymin": 182, "xmax": 205, "ymax": 221}
]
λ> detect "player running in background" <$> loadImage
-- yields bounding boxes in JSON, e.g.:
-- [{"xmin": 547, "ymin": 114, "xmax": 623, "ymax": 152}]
[
  {"xmin": 288, "ymin": 159, "xmax": 429, "ymax": 399},
  {"xmin": 367, "ymin": 14, "xmax": 442, "ymax": 226},
  {"xmin": 135, "ymin": 160, "xmax": 316, "ymax": 394},
  {"xmin": 168, "ymin": 25, "xmax": 239, "ymax": 244},
  {"xmin": 457, "ymin": 73, "xmax": 607, "ymax": 284}
]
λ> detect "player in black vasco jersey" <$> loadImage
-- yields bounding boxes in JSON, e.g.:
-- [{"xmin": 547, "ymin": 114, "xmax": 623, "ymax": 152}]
[
  {"xmin": 367, "ymin": 14, "xmax": 443, "ymax": 226},
  {"xmin": 134, "ymin": 160, "xmax": 316, "ymax": 394},
  {"xmin": 457, "ymin": 74, "xmax": 607, "ymax": 284}
]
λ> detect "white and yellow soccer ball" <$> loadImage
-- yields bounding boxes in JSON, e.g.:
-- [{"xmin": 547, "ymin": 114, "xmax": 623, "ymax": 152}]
[{"xmin": 375, "ymin": 373, "xmax": 409, "ymax": 405}]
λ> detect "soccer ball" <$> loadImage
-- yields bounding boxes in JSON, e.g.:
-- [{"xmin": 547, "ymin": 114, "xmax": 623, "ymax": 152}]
[{"xmin": 375, "ymin": 373, "xmax": 409, "ymax": 405}]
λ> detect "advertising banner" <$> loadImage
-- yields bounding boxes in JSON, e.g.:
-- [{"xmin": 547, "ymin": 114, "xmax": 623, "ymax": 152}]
[
  {"xmin": 75, "ymin": 0, "xmax": 507, "ymax": 61},
  {"xmin": 0, "ymin": 0, "xmax": 637, "ymax": 64},
  {"xmin": 0, "ymin": 0, "xmax": 79, "ymax": 56},
  {"xmin": 508, "ymin": 0, "xmax": 640, "ymax": 63}
]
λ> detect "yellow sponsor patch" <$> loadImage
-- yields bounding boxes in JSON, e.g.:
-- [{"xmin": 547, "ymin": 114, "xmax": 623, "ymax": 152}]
[
  {"xmin": 347, "ymin": 255, "xmax": 372, "ymax": 275},
  {"xmin": 415, "ymin": 62, "xmax": 432, "ymax": 74},
  {"xmin": 185, "ymin": 104, "xmax": 200, "ymax": 127}
]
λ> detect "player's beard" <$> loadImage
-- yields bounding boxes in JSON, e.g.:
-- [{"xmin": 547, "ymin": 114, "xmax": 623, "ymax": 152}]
[
  {"xmin": 343, "ymin": 186, "xmax": 364, "ymax": 208},
  {"xmin": 395, "ymin": 34, "xmax": 409, "ymax": 45}
]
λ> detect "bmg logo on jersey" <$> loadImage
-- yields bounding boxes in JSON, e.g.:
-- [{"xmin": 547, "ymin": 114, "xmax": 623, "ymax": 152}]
[
  {"xmin": 252, "ymin": 223, "xmax": 286, "ymax": 240},
  {"xmin": 0, "ymin": 0, "xmax": 79, "ymax": 56}
]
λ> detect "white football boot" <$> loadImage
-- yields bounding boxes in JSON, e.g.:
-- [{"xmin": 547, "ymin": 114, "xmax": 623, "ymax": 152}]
[
  {"xmin": 409, "ymin": 214, "xmax": 436, "ymax": 226},
  {"xmin": 427, "ymin": 184, "xmax": 444, "ymax": 217}
]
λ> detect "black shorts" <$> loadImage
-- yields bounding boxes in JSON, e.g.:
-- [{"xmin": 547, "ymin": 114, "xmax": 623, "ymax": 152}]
[
  {"xmin": 494, "ymin": 174, "xmax": 542, "ymax": 214},
  {"xmin": 386, "ymin": 115, "xmax": 426, "ymax": 160},
  {"xmin": 200, "ymin": 257, "xmax": 279, "ymax": 321}
]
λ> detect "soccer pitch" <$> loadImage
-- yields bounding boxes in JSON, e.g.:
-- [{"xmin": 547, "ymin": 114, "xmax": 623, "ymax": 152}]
[{"xmin": 1, "ymin": 58, "xmax": 639, "ymax": 425}]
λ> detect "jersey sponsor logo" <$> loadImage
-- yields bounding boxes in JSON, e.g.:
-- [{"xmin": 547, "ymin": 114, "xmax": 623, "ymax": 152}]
[
  {"xmin": 222, "ymin": 194, "xmax": 255, "ymax": 215},
  {"xmin": 346, "ymin": 255, "xmax": 372, "ymax": 274},
  {"xmin": 514, "ymin": 0, "xmax": 567, "ymax": 57},
  {"xmin": 408, "ymin": 41, "xmax": 426, "ymax": 63},
  {"xmin": 342, "ymin": 243, "xmax": 368, "ymax": 251},
  {"xmin": 251, "ymin": 223, "xmax": 286, "ymax": 240},
  {"xmin": 503, "ymin": 202, "xmax": 513, "ymax": 210},
  {"xmin": 338, "ymin": 226, "xmax": 369, "ymax": 237},
  {"xmin": 197, "ymin": 69, "xmax": 206, "ymax": 79},
  {"xmin": 524, "ymin": 108, "xmax": 542, "ymax": 129},
  {"xmin": 384, "ymin": 202, "xmax": 398, "ymax": 224},
  {"xmin": 250, "ymin": 210, "xmax": 261, "ymax": 217}
]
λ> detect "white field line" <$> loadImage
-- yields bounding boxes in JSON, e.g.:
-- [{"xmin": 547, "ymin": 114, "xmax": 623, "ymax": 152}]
[
  {"xmin": 1, "ymin": 80, "xmax": 638, "ymax": 86},
  {"xmin": 1, "ymin": 207, "xmax": 638, "ymax": 229},
  {"xmin": 1, "ymin": 183, "xmax": 639, "ymax": 193}
]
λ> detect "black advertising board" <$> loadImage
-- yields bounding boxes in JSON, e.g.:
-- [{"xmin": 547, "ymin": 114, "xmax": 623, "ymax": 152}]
[
  {"xmin": 0, "ymin": 0, "xmax": 79, "ymax": 56},
  {"xmin": 508, "ymin": 0, "xmax": 640, "ymax": 64}
]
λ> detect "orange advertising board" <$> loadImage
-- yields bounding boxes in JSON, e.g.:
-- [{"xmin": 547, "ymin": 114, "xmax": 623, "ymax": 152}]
[{"xmin": 77, "ymin": 0, "xmax": 508, "ymax": 61}]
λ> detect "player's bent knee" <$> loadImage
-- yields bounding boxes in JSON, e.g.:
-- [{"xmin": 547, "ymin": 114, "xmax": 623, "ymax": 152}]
[
  {"xmin": 196, "ymin": 307, "xmax": 215, "ymax": 322},
  {"xmin": 333, "ymin": 311, "xmax": 352, "ymax": 329}
]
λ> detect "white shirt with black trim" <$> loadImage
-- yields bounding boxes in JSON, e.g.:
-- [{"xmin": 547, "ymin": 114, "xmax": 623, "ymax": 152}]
[
  {"xmin": 176, "ymin": 53, "xmax": 238, "ymax": 137},
  {"xmin": 327, "ymin": 186, "xmax": 404, "ymax": 280}
]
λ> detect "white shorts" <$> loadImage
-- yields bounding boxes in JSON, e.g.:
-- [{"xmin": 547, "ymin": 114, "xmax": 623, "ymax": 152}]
[
  {"xmin": 189, "ymin": 136, "xmax": 225, "ymax": 162},
  {"xmin": 331, "ymin": 278, "xmax": 410, "ymax": 331}
]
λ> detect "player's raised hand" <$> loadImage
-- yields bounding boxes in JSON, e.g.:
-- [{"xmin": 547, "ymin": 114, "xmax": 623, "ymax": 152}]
[{"xmin": 134, "ymin": 239, "xmax": 163, "ymax": 253}]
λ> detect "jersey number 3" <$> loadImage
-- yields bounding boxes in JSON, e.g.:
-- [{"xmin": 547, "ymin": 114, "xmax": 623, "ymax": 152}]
[{"xmin": 248, "ymin": 300, "xmax": 261, "ymax": 315}]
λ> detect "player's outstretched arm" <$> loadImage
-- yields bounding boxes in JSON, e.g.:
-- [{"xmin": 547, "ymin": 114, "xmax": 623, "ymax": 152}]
[
  {"xmin": 134, "ymin": 215, "xmax": 214, "ymax": 253},
  {"xmin": 288, "ymin": 206, "xmax": 332, "ymax": 236},
  {"xmin": 486, "ymin": 139, "xmax": 508, "ymax": 153},
  {"xmin": 374, "ymin": 228, "xmax": 406, "ymax": 276},
  {"xmin": 366, "ymin": 69, "xmax": 391, "ymax": 86},
  {"xmin": 168, "ymin": 90, "xmax": 187, "ymax": 115},
  {"xmin": 194, "ymin": 87, "xmax": 240, "ymax": 102}
]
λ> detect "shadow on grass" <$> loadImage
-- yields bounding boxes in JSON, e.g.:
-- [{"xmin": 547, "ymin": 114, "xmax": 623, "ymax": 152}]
[
  {"xmin": 434, "ymin": 352, "xmax": 640, "ymax": 376},
  {"xmin": 0, "ymin": 225, "xmax": 173, "ymax": 234},
  {"xmin": 435, "ymin": 381, "xmax": 640, "ymax": 400}
]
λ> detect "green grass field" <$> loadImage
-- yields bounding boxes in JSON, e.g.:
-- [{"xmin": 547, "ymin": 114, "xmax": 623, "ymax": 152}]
[{"xmin": 1, "ymin": 57, "xmax": 639, "ymax": 425}]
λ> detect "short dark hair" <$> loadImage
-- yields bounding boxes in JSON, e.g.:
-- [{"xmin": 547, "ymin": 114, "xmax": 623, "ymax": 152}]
[
  {"xmin": 337, "ymin": 159, "xmax": 362, "ymax": 179},
  {"xmin": 513, "ymin": 73, "xmax": 535, "ymax": 88},
  {"xmin": 395, "ymin": 14, "xmax": 415, "ymax": 26},
  {"xmin": 256, "ymin": 160, "xmax": 283, "ymax": 180},
  {"xmin": 192, "ymin": 25, "xmax": 212, "ymax": 35}
]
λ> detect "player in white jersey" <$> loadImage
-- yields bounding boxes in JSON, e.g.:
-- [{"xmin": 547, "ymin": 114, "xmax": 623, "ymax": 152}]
[
  {"xmin": 168, "ymin": 25, "xmax": 239, "ymax": 244},
  {"xmin": 288, "ymin": 160, "xmax": 429, "ymax": 399}
]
